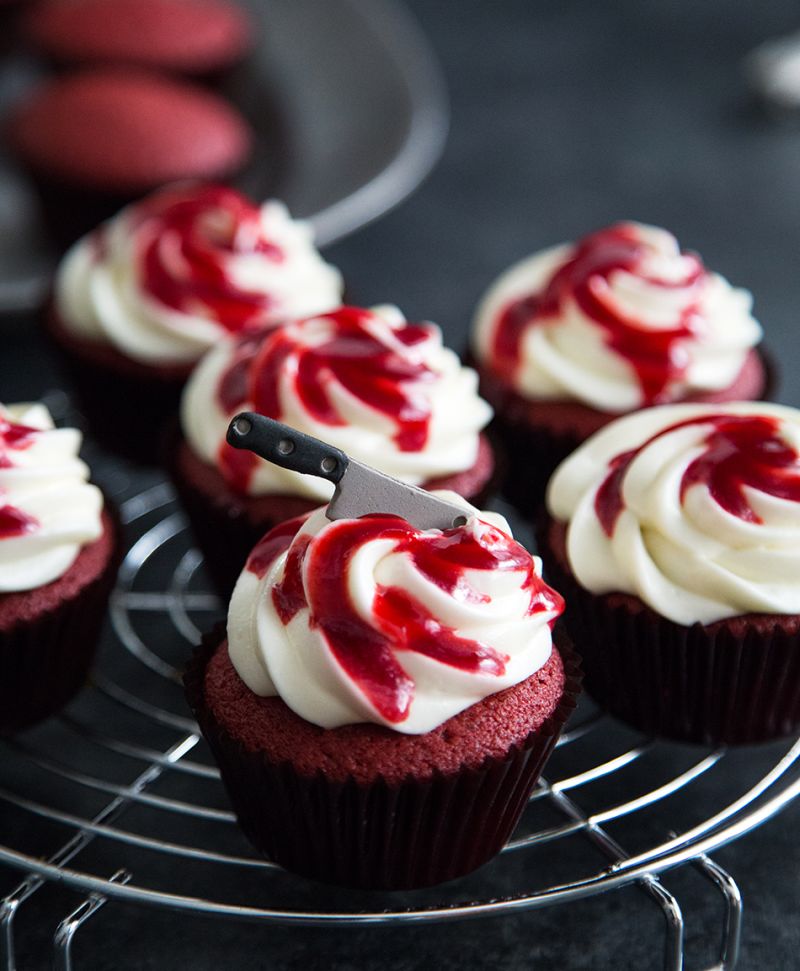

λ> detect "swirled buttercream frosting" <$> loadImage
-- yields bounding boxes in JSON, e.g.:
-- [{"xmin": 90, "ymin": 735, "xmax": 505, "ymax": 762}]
[
  {"xmin": 472, "ymin": 222, "xmax": 762, "ymax": 411},
  {"xmin": 181, "ymin": 304, "xmax": 493, "ymax": 499},
  {"xmin": 54, "ymin": 183, "xmax": 344, "ymax": 365},
  {"xmin": 227, "ymin": 497, "xmax": 564, "ymax": 733},
  {"xmin": 547, "ymin": 402, "xmax": 800, "ymax": 625},
  {"xmin": 0, "ymin": 403, "xmax": 103, "ymax": 593}
]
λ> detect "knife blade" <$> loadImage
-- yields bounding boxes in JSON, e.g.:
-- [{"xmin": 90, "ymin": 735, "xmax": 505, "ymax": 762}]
[{"xmin": 226, "ymin": 412, "xmax": 471, "ymax": 532}]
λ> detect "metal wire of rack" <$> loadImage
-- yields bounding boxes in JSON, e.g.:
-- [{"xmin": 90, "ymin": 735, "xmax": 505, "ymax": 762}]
[{"xmin": 0, "ymin": 478, "xmax": 799, "ymax": 971}]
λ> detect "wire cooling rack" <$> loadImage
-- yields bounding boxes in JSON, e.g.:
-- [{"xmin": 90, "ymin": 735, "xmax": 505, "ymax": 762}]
[{"xmin": 0, "ymin": 473, "xmax": 799, "ymax": 971}]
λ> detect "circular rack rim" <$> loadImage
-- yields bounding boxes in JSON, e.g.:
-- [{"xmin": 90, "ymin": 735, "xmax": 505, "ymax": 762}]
[{"xmin": 0, "ymin": 481, "xmax": 798, "ymax": 927}]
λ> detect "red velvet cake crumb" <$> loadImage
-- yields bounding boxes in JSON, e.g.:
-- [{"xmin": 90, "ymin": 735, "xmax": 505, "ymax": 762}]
[{"xmin": 203, "ymin": 635, "xmax": 566, "ymax": 785}]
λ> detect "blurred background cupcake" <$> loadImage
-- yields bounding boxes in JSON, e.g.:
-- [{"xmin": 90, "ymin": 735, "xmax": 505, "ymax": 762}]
[{"xmin": 44, "ymin": 182, "xmax": 344, "ymax": 462}]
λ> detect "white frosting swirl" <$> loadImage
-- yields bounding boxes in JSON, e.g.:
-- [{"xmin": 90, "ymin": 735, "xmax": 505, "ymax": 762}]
[
  {"xmin": 228, "ymin": 496, "xmax": 562, "ymax": 734},
  {"xmin": 55, "ymin": 184, "xmax": 344, "ymax": 365},
  {"xmin": 0, "ymin": 403, "xmax": 104, "ymax": 593},
  {"xmin": 472, "ymin": 223, "xmax": 762, "ymax": 411},
  {"xmin": 547, "ymin": 402, "xmax": 800, "ymax": 625},
  {"xmin": 181, "ymin": 304, "xmax": 493, "ymax": 499}
]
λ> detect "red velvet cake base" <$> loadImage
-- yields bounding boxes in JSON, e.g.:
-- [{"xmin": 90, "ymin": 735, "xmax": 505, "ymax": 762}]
[
  {"xmin": 540, "ymin": 519, "xmax": 800, "ymax": 745},
  {"xmin": 476, "ymin": 349, "xmax": 770, "ymax": 517},
  {"xmin": 169, "ymin": 430, "xmax": 498, "ymax": 599},
  {"xmin": 0, "ymin": 508, "xmax": 120, "ymax": 731},
  {"xmin": 44, "ymin": 303, "xmax": 193, "ymax": 464},
  {"xmin": 185, "ymin": 629, "xmax": 580, "ymax": 889}
]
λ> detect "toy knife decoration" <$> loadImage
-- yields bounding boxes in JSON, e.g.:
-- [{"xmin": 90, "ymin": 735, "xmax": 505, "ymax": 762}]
[{"xmin": 226, "ymin": 412, "xmax": 471, "ymax": 531}]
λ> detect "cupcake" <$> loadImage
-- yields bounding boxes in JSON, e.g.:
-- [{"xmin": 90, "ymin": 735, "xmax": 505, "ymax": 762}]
[
  {"xmin": 45, "ymin": 183, "xmax": 343, "ymax": 461},
  {"xmin": 471, "ymin": 222, "xmax": 768, "ymax": 510},
  {"xmin": 0, "ymin": 402, "xmax": 119, "ymax": 731},
  {"xmin": 542, "ymin": 401, "xmax": 800, "ymax": 744},
  {"xmin": 173, "ymin": 304, "xmax": 496, "ymax": 595},
  {"xmin": 24, "ymin": 0, "xmax": 251, "ymax": 83},
  {"xmin": 7, "ymin": 69, "xmax": 254, "ymax": 244},
  {"xmin": 185, "ymin": 495, "xmax": 578, "ymax": 889}
]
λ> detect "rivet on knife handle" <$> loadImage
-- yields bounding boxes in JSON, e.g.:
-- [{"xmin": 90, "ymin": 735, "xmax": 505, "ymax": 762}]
[{"xmin": 226, "ymin": 412, "xmax": 349, "ymax": 485}]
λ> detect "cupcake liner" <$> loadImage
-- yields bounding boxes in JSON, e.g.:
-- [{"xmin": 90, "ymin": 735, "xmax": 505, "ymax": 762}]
[
  {"xmin": 185, "ymin": 630, "xmax": 581, "ymax": 890},
  {"xmin": 541, "ymin": 520, "xmax": 800, "ymax": 745},
  {"xmin": 43, "ymin": 303, "xmax": 191, "ymax": 464},
  {"xmin": 0, "ymin": 510, "xmax": 121, "ymax": 732}
]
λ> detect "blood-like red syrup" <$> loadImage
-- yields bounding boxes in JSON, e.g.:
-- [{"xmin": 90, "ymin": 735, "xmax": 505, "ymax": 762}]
[
  {"xmin": 595, "ymin": 413, "xmax": 800, "ymax": 536},
  {"xmin": 215, "ymin": 307, "xmax": 439, "ymax": 494},
  {"xmin": 492, "ymin": 223, "xmax": 707, "ymax": 405},
  {"xmin": 0, "ymin": 415, "xmax": 40, "ymax": 539},
  {"xmin": 132, "ymin": 185, "xmax": 283, "ymax": 332},
  {"xmin": 249, "ymin": 513, "xmax": 563, "ymax": 724}
]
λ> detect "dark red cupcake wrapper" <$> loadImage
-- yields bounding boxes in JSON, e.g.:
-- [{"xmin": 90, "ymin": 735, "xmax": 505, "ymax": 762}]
[
  {"xmin": 185, "ymin": 629, "xmax": 581, "ymax": 890},
  {"xmin": 0, "ymin": 509, "xmax": 121, "ymax": 732},
  {"xmin": 43, "ymin": 302, "xmax": 194, "ymax": 464},
  {"xmin": 540, "ymin": 520, "xmax": 800, "ymax": 745}
]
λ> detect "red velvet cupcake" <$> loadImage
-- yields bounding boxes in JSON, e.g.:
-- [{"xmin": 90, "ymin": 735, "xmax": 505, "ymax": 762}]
[
  {"xmin": 471, "ymin": 222, "xmax": 769, "ymax": 513},
  {"xmin": 542, "ymin": 401, "xmax": 800, "ymax": 744},
  {"xmin": 0, "ymin": 402, "xmax": 120, "ymax": 731},
  {"xmin": 44, "ymin": 183, "xmax": 343, "ymax": 462},
  {"xmin": 24, "ymin": 0, "xmax": 251, "ymax": 82},
  {"xmin": 185, "ymin": 501, "xmax": 579, "ymax": 889},
  {"xmin": 173, "ymin": 305, "xmax": 497, "ymax": 596},
  {"xmin": 7, "ymin": 69, "xmax": 253, "ymax": 243}
]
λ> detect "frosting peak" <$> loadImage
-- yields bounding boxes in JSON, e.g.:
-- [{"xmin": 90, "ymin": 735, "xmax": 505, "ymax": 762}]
[
  {"xmin": 0, "ymin": 403, "xmax": 103, "ymax": 592},
  {"xmin": 228, "ymin": 498, "xmax": 563, "ymax": 733},
  {"xmin": 473, "ymin": 222, "xmax": 762, "ymax": 411},
  {"xmin": 181, "ymin": 304, "xmax": 493, "ymax": 498},
  {"xmin": 55, "ymin": 183, "xmax": 344, "ymax": 365},
  {"xmin": 547, "ymin": 402, "xmax": 800, "ymax": 625}
]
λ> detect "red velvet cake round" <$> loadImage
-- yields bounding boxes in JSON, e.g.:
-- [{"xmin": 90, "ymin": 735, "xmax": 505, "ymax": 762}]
[
  {"xmin": 8, "ymin": 69, "xmax": 253, "ymax": 242},
  {"xmin": 24, "ymin": 0, "xmax": 251, "ymax": 80}
]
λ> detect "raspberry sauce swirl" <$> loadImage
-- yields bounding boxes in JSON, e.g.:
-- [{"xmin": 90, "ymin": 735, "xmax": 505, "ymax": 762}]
[
  {"xmin": 547, "ymin": 402, "xmax": 800, "ymax": 625},
  {"xmin": 228, "ymin": 500, "xmax": 562, "ymax": 733},
  {"xmin": 181, "ymin": 305, "xmax": 492, "ymax": 499},
  {"xmin": 55, "ymin": 184, "xmax": 343, "ymax": 365},
  {"xmin": 472, "ymin": 223, "xmax": 762, "ymax": 411},
  {"xmin": 130, "ymin": 184, "xmax": 285, "ymax": 331}
]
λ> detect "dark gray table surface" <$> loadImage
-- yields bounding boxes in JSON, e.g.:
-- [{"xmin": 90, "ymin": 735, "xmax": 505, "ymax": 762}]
[{"xmin": 3, "ymin": 0, "xmax": 800, "ymax": 967}]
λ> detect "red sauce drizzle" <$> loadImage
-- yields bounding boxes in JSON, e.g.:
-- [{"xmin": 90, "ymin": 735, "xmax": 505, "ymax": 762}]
[
  {"xmin": 254, "ymin": 513, "xmax": 564, "ymax": 724},
  {"xmin": 132, "ymin": 185, "xmax": 284, "ymax": 333},
  {"xmin": 0, "ymin": 415, "xmax": 41, "ymax": 539},
  {"xmin": 492, "ymin": 223, "xmax": 707, "ymax": 405},
  {"xmin": 215, "ymin": 307, "xmax": 440, "ymax": 494},
  {"xmin": 595, "ymin": 414, "xmax": 800, "ymax": 537}
]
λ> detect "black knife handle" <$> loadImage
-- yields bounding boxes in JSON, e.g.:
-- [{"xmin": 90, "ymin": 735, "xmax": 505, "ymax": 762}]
[{"xmin": 226, "ymin": 412, "xmax": 349, "ymax": 484}]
